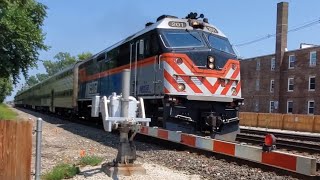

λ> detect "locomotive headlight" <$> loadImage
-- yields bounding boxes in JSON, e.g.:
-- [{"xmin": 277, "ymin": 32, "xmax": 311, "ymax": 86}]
[
  {"xmin": 207, "ymin": 56, "xmax": 215, "ymax": 69},
  {"xmin": 192, "ymin": 21, "xmax": 199, "ymax": 26},
  {"xmin": 208, "ymin": 56, "xmax": 215, "ymax": 63},
  {"xmin": 177, "ymin": 83, "xmax": 186, "ymax": 91},
  {"xmin": 175, "ymin": 58, "xmax": 183, "ymax": 65},
  {"xmin": 231, "ymin": 87, "xmax": 237, "ymax": 95},
  {"xmin": 208, "ymin": 63, "xmax": 214, "ymax": 69}
]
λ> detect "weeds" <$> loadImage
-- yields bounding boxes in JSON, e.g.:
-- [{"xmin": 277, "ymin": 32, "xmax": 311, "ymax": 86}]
[
  {"xmin": 79, "ymin": 155, "xmax": 103, "ymax": 166},
  {"xmin": 42, "ymin": 163, "xmax": 80, "ymax": 180}
]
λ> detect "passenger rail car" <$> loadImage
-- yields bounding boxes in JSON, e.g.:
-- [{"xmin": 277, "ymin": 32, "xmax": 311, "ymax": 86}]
[{"xmin": 15, "ymin": 13, "xmax": 243, "ymax": 141}]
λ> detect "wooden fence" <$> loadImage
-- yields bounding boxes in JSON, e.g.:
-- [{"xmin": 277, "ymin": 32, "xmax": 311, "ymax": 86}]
[
  {"xmin": 0, "ymin": 120, "xmax": 32, "ymax": 180},
  {"xmin": 240, "ymin": 112, "xmax": 320, "ymax": 133}
]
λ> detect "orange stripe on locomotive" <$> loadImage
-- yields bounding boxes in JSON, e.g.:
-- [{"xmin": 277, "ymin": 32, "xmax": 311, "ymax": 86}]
[{"xmin": 78, "ymin": 52, "xmax": 241, "ymax": 98}]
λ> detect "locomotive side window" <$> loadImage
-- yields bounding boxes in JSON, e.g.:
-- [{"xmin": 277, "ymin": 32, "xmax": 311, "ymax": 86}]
[
  {"xmin": 85, "ymin": 60, "xmax": 96, "ymax": 76},
  {"xmin": 150, "ymin": 33, "xmax": 159, "ymax": 55},
  {"xmin": 118, "ymin": 43, "xmax": 130, "ymax": 66},
  {"xmin": 106, "ymin": 48, "xmax": 120, "ymax": 69},
  {"xmin": 136, "ymin": 39, "xmax": 144, "ymax": 60},
  {"xmin": 144, "ymin": 37, "xmax": 151, "ymax": 57}
]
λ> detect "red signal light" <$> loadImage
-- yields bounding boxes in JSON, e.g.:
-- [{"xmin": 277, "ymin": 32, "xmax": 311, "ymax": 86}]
[
  {"xmin": 264, "ymin": 134, "xmax": 276, "ymax": 146},
  {"xmin": 263, "ymin": 134, "xmax": 276, "ymax": 152}
]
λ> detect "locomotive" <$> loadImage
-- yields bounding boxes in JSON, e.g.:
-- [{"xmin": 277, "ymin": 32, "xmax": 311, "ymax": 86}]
[{"xmin": 15, "ymin": 13, "xmax": 243, "ymax": 141}]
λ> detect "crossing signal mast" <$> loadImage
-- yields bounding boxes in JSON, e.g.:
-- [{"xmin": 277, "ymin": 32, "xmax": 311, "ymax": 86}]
[{"xmin": 91, "ymin": 69, "xmax": 151, "ymax": 176}]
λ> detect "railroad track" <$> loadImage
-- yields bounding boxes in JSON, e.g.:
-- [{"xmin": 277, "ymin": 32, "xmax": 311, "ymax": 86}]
[
  {"xmin": 240, "ymin": 128, "xmax": 320, "ymax": 143},
  {"xmin": 17, "ymin": 108, "xmax": 319, "ymax": 178},
  {"xmin": 236, "ymin": 133, "xmax": 320, "ymax": 154}
]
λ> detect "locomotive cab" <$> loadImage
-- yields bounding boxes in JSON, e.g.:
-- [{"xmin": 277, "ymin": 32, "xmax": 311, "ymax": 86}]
[
  {"xmin": 153, "ymin": 13, "xmax": 243, "ymax": 141},
  {"xmin": 75, "ymin": 12, "xmax": 243, "ymax": 142}
]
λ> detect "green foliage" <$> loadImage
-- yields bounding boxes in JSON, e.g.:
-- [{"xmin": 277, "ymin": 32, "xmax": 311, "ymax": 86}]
[
  {"xmin": 25, "ymin": 73, "xmax": 49, "ymax": 87},
  {"xmin": 43, "ymin": 52, "xmax": 92, "ymax": 76},
  {"xmin": 26, "ymin": 75, "xmax": 38, "ymax": 87},
  {"xmin": 77, "ymin": 52, "xmax": 92, "ymax": 61},
  {"xmin": 36, "ymin": 73, "xmax": 49, "ymax": 82},
  {"xmin": 0, "ymin": 0, "xmax": 48, "ymax": 83},
  {"xmin": 0, "ymin": 103, "xmax": 17, "ymax": 120},
  {"xmin": 79, "ymin": 155, "xmax": 103, "ymax": 166},
  {"xmin": 0, "ymin": 78, "xmax": 13, "ymax": 103},
  {"xmin": 20, "ymin": 51, "xmax": 92, "ymax": 92},
  {"xmin": 42, "ymin": 163, "xmax": 80, "ymax": 180}
]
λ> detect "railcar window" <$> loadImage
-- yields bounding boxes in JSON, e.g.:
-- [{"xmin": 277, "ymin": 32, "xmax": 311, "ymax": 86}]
[
  {"xmin": 106, "ymin": 48, "xmax": 120, "ymax": 62},
  {"xmin": 118, "ymin": 43, "xmax": 130, "ymax": 66},
  {"xmin": 206, "ymin": 33, "xmax": 235, "ymax": 55},
  {"xmin": 144, "ymin": 38, "xmax": 151, "ymax": 57},
  {"xmin": 162, "ymin": 31, "xmax": 204, "ymax": 48},
  {"xmin": 151, "ymin": 34, "xmax": 159, "ymax": 54}
]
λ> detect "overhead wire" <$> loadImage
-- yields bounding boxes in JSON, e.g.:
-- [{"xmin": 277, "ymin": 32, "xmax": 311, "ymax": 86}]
[{"xmin": 233, "ymin": 17, "xmax": 320, "ymax": 47}]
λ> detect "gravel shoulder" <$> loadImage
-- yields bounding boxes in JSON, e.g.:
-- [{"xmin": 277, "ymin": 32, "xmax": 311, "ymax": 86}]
[{"xmin": 13, "ymin": 107, "xmax": 300, "ymax": 180}]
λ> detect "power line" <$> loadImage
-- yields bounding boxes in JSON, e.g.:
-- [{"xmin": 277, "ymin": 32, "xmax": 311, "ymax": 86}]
[{"xmin": 233, "ymin": 17, "xmax": 320, "ymax": 47}]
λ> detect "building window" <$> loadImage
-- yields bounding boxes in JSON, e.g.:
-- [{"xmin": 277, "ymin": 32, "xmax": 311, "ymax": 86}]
[
  {"xmin": 256, "ymin": 59, "xmax": 260, "ymax": 70},
  {"xmin": 270, "ymin": 79, "xmax": 274, "ymax": 92},
  {"xmin": 269, "ymin": 101, "xmax": 274, "ymax": 113},
  {"xmin": 287, "ymin": 101, "xmax": 293, "ymax": 113},
  {"xmin": 256, "ymin": 79, "xmax": 260, "ymax": 91},
  {"xmin": 288, "ymin": 78, "xmax": 294, "ymax": 91},
  {"xmin": 254, "ymin": 100, "xmax": 259, "ymax": 112},
  {"xmin": 288, "ymin": 55, "xmax": 295, "ymax": 69},
  {"xmin": 310, "ymin": 51, "xmax": 317, "ymax": 66},
  {"xmin": 309, "ymin": 76, "xmax": 315, "ymax": 91},
  {"xmin": 271, "ymin": 57, "xmax": 275, "ymax": 71},
  {"xmin": 308, "ymin": 101, "xmax": 315, "ymax": 114}
]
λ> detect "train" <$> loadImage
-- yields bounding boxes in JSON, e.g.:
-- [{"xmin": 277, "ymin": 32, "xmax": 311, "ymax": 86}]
[{"xmin": 15, "ymin": 13, "xmax": 243, "ymax": 141}]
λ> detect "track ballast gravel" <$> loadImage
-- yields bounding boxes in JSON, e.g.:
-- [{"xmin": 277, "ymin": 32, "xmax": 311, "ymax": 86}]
[{"xmin": 13, "ymin": 107, "xmax": 299, "ymax": 180}]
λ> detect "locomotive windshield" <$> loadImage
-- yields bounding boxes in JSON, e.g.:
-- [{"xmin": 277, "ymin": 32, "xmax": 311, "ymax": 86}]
[
  {"xmin": 205, "ymin": 33, "xmax": 235, "ymax": 55},
  {"xmin": 162, "ymin": 30, "xmax": 205, "ymax": 48}
]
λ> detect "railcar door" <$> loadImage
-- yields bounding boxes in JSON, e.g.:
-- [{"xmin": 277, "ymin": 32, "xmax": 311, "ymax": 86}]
[
  {"xmin": 153, "ymin": 33, "xmax": 163, "ymax": 96},
  {"xmin": 130, "ymin": 38, "xmax": 158, "ymax": 96}
]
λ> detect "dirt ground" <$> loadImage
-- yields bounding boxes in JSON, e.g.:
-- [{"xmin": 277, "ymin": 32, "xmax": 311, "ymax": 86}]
[{"xmin": 12, "ymin": 107, "xmax": 201, "ymax": 180}]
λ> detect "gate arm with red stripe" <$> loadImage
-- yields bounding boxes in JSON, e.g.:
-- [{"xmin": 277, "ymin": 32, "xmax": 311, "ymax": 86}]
[{"xmin": 138, "ymin": 126, "xmax": 317, "ymax": 176}]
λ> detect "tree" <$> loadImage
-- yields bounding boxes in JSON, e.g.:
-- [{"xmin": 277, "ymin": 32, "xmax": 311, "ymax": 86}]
[
  {"xmin": 43, "ymin": 52, "xmax": 92, "ymax": 76},
  {"xmin": 43, "ymin": 52, "xmax": 76, "ymax": 76},
  {"xmin": 0, "ymin": 0, "xmax": 48, "ymax": 83},
  {"xmin": 24, "ymin": 73, "xmax": 48, "ymax": 87},
  {"xmin": 36, "ymin": 73, "xmax": 49, "ymax": 82},
  {"xmin": 0, "ymin": 78, "xmax": 13, "ymax": 103},
  {"xmin": 22, "ymin": 51, "xmax": 92, "ymax": 91},
  {"xmin": 77, "ymin": 52, "xmax": 92, "ymax": 61},
  {"xmin": 25, "ymin": 75, "xmax": 38, "ymax": 87}
]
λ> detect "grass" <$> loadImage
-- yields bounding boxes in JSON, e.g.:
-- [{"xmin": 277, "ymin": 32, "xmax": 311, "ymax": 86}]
[
  {"xmin": 42, "ymin": 163, "xmax": 80, "ymax": 180},
  {"xmin": 0, "ymin": 103, "xmax": 17, "ymax": 120},
  {"xmin": 42, "ymin": 155, "xmax": 103, "ymax": 180},
  {"xmin": 78, "ymin": 155, "xmax": 104, "ymax": 166}
]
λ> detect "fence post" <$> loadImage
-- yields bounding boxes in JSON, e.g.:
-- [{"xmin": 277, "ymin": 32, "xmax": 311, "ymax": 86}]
[
  {"xmin": 35, "ymin": 118, "xmax": 43, "ymax": 180},
  {"xmin": 256, "ymin": 113, "xmax": 259, "ymax": 127},
  {"xmin": 312, "ymin": 115, "xmax": 316, "ymax": 133}
]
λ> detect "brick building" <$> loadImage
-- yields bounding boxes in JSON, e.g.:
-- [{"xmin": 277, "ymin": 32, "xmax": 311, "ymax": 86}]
[
  {"xmin": 241, "ymin": 46, "xmax": 319, "ymax": 114},
  {"xmin": 240, "ymin": 2, "xmax": 320, "ymax": 115}
]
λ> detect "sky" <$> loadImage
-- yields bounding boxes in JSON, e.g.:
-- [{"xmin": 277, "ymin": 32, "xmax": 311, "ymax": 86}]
[{"xmin": 7, "ymin": 0, "xmax": 320, "ymax": 100}]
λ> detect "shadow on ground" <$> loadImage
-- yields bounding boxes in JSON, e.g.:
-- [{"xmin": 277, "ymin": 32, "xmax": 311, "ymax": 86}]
[{"xmin": 15, "ymin": 107, "xmax": 182, "ymax": 152}]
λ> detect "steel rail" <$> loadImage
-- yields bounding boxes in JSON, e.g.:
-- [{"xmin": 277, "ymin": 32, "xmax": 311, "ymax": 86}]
[
  {"xmin": 15, "ymin": 107, "xmax": 319, "ymax": 178},
  {"xmin": 240, "ymin": 128, "xmax": 320, "ymax": 143},
  {"xmin": 237, "ymin": 133, "xmax": 320, "ymax": 154}
]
